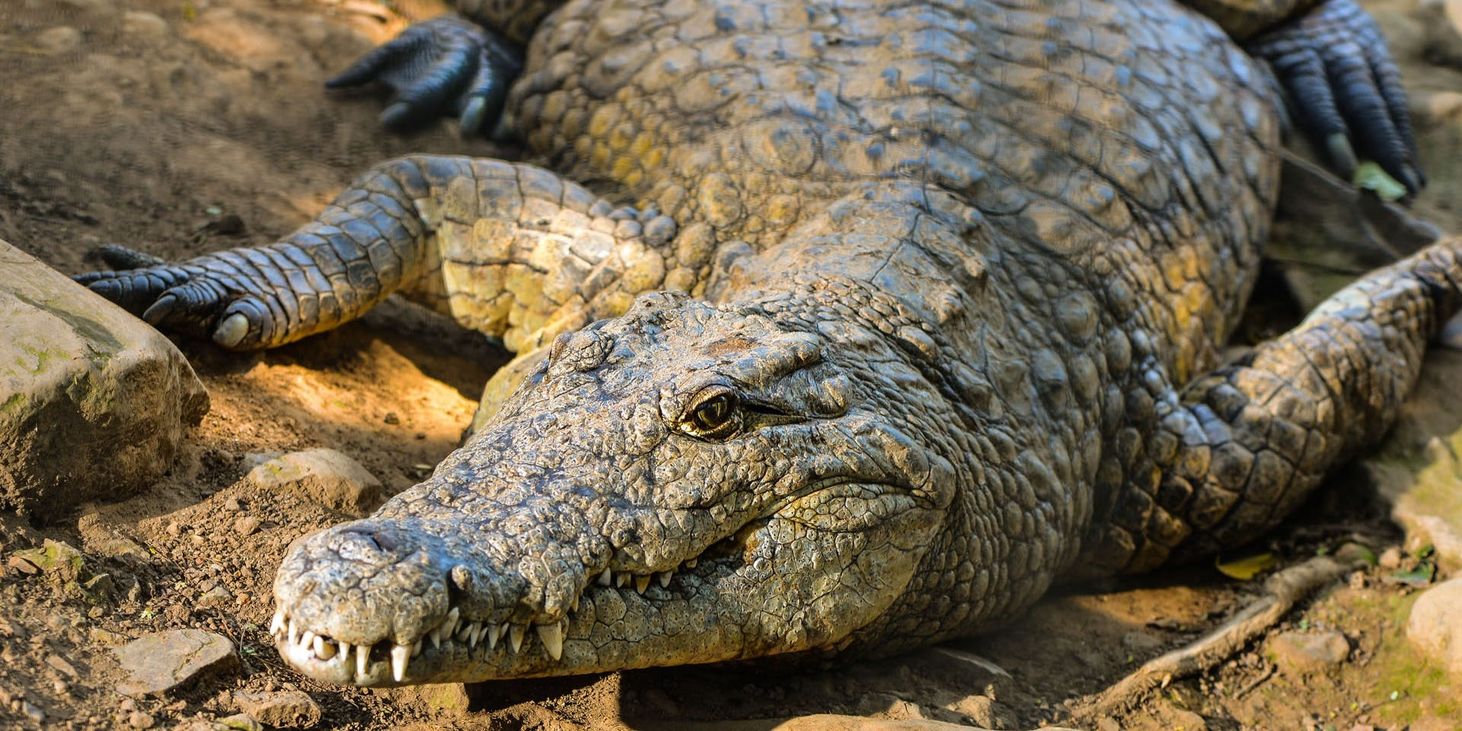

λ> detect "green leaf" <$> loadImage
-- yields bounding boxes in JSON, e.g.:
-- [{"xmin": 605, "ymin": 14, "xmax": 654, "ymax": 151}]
[
  {"xmin": 1352, "ymin": 161, "xmax": 1407, "ymax": 202},
  {"xmin": 1216, "ymin": 553, "xmax": 1277, "ymax": 580}
]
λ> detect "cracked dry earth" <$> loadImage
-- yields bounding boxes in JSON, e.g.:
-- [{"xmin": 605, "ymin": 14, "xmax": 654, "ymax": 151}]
[{"xmin": 2, "ymin": 0, "xmax": 1462, "ymax": 729}]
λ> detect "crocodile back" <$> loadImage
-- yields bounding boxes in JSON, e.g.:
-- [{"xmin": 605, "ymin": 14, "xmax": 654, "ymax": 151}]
[{"xmin": 508, "ymin": 0, "xmax": 1283, "ymax": 386}]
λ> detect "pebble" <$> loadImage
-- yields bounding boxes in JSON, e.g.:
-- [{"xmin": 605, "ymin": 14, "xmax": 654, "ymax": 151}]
[
  {"xmin": 1269, "ymin": 629, "xmax": 1350, "ymax": 675},
  {"xmin": 128, "ymin": 710, "xmax": 155, "ymax": 729},
  {"xmin": 197, "ymin": 585, "xmax": 234, "ymax": 610},
  {"xmin": 121, "ymin": 11, "xmax": 169, "ymax": 42},
  {"xmin": 33, "ymin": 26, "xmax": 82, "ymax": 54},
  {"xmin": 22, "ymin": 700, "xmax": 44, "ymax": 723},
  {"xmin": 233, "ymin": 515, "xmax": 260, "ymax": 536},
  {"xmin": 113, "ymin": 629, "xmax": 237, "ymax": 696},
  {"xmin": 245, "ymin": 449, "xmax": 383, "ymax": 517},
  {"xmin": 233, "ymin": 689, "xmax": 321, "ymax": 728},
  {"xmin": 1407, "ymin": 577, "xmax": 1462, "ymax": 677},
  {"xmin": 1379, "ymin": 546, "xmax": 1403, "ymax": 570}
]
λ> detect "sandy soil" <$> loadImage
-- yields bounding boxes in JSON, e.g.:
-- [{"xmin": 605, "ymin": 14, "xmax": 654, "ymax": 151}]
[{"xmin": 1, "ymin": 0, "xmax": 1460, "ymax": 728}]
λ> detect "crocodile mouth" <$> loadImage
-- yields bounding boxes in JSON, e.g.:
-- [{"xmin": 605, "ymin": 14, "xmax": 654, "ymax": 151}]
[{"xmin": 270, "ymin": 521, "xmax": 760, "ymax": 685}]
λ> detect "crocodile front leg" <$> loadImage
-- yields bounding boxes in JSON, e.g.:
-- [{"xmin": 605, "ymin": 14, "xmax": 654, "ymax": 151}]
[
  {"xmin": 1083, "ymin": 235, "xmax": 1462, "ymax": 573},
  {"xmin": 75, "ymin": 156, "xmax": 678, "ymax": 355}
]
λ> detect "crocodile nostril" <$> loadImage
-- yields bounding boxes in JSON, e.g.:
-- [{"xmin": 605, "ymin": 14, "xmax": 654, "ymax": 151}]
[{"xmin": 343, "ymin": 525, "xmax": 399, "ymax": 553}]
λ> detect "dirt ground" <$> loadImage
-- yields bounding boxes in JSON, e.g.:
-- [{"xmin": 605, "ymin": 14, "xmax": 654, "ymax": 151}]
[{"xmin": 1, "ymin": 0, "xmax": 1461, "ymax": 728}]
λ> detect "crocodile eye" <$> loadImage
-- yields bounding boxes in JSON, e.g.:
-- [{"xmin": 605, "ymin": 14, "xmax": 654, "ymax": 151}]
[{"xmin": 686, "ymin": 392, "xmax": 740, "ymax": 438}]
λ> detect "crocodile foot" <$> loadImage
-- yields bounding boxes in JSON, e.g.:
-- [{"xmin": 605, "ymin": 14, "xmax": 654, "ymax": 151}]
[
  {"xmin": 1249, "ymin": 0, "xmax": 1424, "ymax": 199},
  {"xmin": 326, "ymin": 15, "xmax": 524, "ymax": 138}
]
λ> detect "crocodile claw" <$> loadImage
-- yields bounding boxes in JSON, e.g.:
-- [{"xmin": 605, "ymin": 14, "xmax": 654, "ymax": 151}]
[
  {"xmin": 73, "ymin": 246, "xmax": 271, "ymax": 350},
  {"xmin": 1249, "ymin": 0, "xmax": 1424, "ymax": 199},
  {"xmin": 326, "ymin": 15, "xmax": 523, "ymax": 137}
]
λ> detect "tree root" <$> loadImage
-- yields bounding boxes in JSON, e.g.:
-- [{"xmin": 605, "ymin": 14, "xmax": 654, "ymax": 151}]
[{"xmin": 1071, "ymin": 556, "xmax": 1358, "ymax": 721}]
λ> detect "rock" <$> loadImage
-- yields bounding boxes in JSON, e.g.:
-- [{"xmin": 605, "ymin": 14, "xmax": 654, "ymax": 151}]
[
  {"xmin": 233, "ymin": 689, "xmax": 321, "ymax": 728},
  {"xmin": 0, "ymin": 239, "xmax": 209, "ymax": 521},
  {"xmin": 214, "ymin": 714, "xmax": 264, "ymax": 731},
  {"xmin": 113, "ymin": 629, "xmax": 237, "ymax": 696},
  {"xmin": 766, "ymin": 716, "xmax": 974, "ymax": 730},
  {"xmin": 33, "ymin": 26, "xmax": 82, "ymax": 54},
  {"xmin": 197, "ymin": 585, "xmax": 233, "ymax": 610},
  {"xmin": 128, "ymin": 710, "xmax": 155, "ymax": 729},
  {"xmin": 233, "ymin": 515, "xmax": 260, "ymax": 536},
  {"xmin": 245, "ymin": 449, "xmax": 382, "ymax": 517},
  {"xmin": 1269, "ymin": 629, "xmax": 1350, "ymax": 675},
  {"xmin": 946, "ymin": 695, "xmax": 1018, "ymax": 730},
  {"xmin": 382, "ymin": 684, "xmax": 471, "ymax": 715},
  {"xmin": 9, "ymin": 538, "xmax": 83, "ymax": 582},
  {"xmin": 121, "ymin": 11, "xmax": 169, "ymax": 42},
  {"xmin": 1407, "ymin": 577, "xmax": 1462, "ymax": 678}
]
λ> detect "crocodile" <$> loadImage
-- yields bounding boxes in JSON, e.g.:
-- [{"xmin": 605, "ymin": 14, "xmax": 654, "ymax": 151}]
[{"xmin": 74, "ymin": 0, "xmax": 1456, "ymax": 687}]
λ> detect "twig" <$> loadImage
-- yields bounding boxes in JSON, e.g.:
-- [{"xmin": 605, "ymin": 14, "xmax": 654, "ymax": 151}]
[{"xmin": 1071, "ymin": 556, "xmax": 1358, "ymax": 721}]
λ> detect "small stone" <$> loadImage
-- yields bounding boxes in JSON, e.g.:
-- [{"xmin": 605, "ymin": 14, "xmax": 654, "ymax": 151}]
[
  {"xmin": 113, "ymin": 629, "xmax": 237, "ymax": 696},
  {"xmin": 947, "ymin": 695, "xmax": 1020, "ymax": 729},
  {"xmin": 34, "ymin": 26, "xmax": 82, "ymax": 54},
  {"xmin": 383, "ymin": 412, "xmax": 400, "ymax": 425},
  {"xmin": 382, "ymin": 683, "xmax": 470, "ymax": 714},
  {"xmin": 223, "ymin": 497, "xmax": 242, "ymax": 512},
  {"xmin": 21, "ymin": 700, "xmax": 44, "ymax": 723},
  {"xmin": 1269, "ymin": 629, "xmax": 1350, "ymax": 675},
  {"xmin": 122, "ymin": 11, "xmax": 169, "ymax": 42},
  {"xmin": 245, "ymin": 449, "xmax": 383, "ymax": 517},
  {"xmin": 166, "ymin": 523, "xmax": 183, "ymax": 538},
  {"xmin": 233, "ymin": 515, "xmax": 260, "ymax": 536},
  {"xmin": 1407, "ymin": 577, "xmax": 1462, "ymax": 678},
  {"xmin": 128, "ymin": 710, "xmax": 155, "ymax": 729},
  {"xmin": 45, "ymin": 654, "xmax": 78, "ymax": 678},
  {"xmin": 197, "ymin": 584, "xmax": 233, "ymax": 610},
  {"xmin": 233, "ymin": 689, "xmax": 321, "ymax": 728},
  {"xmin": 10, "ymin": 539, "xmax": 84, "ymax": 582},
  {"xmin": 1379, "ymin": 547, "xmax": 1403, "ymax": 570},
  {"xmin": 7, "ymin": 555, "xmax": 39, "ymax": 575},
  {"xmin": 215, "ymin": 714, "xmax": 263, "ymax": 731}
]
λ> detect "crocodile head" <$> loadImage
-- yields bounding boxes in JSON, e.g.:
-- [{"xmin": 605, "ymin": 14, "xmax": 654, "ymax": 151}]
[{"xmin": 270, "ymin": 287, "xmax": 963, "ymax": 685}]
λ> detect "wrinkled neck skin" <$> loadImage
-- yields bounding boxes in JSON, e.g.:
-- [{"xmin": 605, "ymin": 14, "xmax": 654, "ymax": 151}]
[{"xmin": 272, "ymin": 193, "xmax": 1093, "ymax": 685}]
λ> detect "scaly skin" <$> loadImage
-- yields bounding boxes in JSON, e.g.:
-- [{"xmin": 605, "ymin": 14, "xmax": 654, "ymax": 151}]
[{"xmin": 78, "ymin": 0, "xmax": 1455, "ymax": 686}]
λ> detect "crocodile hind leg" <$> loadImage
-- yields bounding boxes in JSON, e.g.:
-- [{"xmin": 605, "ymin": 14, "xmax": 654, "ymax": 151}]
[
  {"xmin": 1087, "ymin": 235, "xmax": 1462, "ymax": 573},
  {"xmin": 75, "ymin": 155, "xmax": 678, "ymax": 357}
]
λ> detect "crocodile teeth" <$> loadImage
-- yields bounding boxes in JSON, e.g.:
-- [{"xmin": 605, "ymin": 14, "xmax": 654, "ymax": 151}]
[
  {"xmin": 300, "ymin": 630, "xmax": 316, "ymax": 650},
  {"xmin": 314, "ymin": 635, "xmax": 334, "ymax": 660},
  {"xmin": 509, "ymin": 624, "xmax": 524, "ymax": 654},
  {"xmin": 411, "ymin": 639, "xmax": 422, "ymax": 658},
  {"xmin": 391, "ymin": 644, "xmax": 409, "ymax": 682},
  {"xmin": 456, "ymin": 621, "xmax": 475, "ymax": 644},
  {"xmin": 596, "ymin": 568, "xmax": 612, "ymax": 587},
  {"xmin": 615, "ymin": 572, "xmax": 629, "ymax": 588},
  {"xmin": 657, "ymin": 571, "xmax": 672, "ymax": 588},
  {"xmin": 269, "ymin": 610, "xmax": 285, "ymax": 637},
  {"xmin": 356, "ymin": 644, "xmax": 369, "ymax": 679},
  {"xmin": 486, "ymin": 622, "xmax": 502, "ymax": 650},
  {"xmin": 468, "ymin": 622, "xmax": 484, "ymax": 649},
  {"xmin": 287, "ymin": 619, "xmax": 299, "ymax": 646},
  {"xmin": 537, "ymin": 622, "xmax": 564, "ymax": 661},
  {"xmin": 635, "ymin": 575, "xmax": 650, "ymax": 594},
  {"xmin": 570, "ymin": 595, "xmax": 580, "ymax": 613},
  {"xmin": 337, "ymin": 642, "xmax": 350, "ymax": 665},
  {"xmin": 443, "ymin": 607, "xmax": 460, "ymax": 639}
]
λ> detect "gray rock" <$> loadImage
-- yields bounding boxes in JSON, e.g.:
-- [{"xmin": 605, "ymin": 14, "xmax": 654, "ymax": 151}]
[
  {"xmin": 233, "ymin": 689, "xmax": 321, "ymax": 729},
  {"xmin": 245, "ymin": 449, "xmax": 381, "ymax": 516},
  {"xmin": 0, "ymin": 240, "xmax": 208, "ymax": 521},
  {"xmin": 33, "ymin": 26, "xmax": 82, "ymax": 54},
  {"xmin": 1406, "ymin": 577, "xmax": 1462, "ymax": 678},
  {"xmin": 113, "ymin": 629, "xmax": 237, "ymax": 696},
  {"xmin": 1268, "ymin": 629, "xmax": 1350, "ymax": 676}
]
